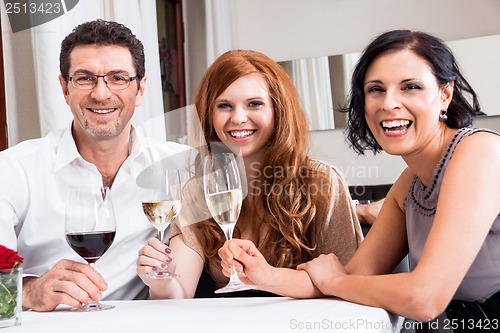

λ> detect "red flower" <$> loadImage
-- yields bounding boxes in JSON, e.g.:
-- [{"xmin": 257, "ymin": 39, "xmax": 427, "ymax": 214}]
[{"xmin": 0, "ymin": 244, "xmax": 24, "ymax": 270}]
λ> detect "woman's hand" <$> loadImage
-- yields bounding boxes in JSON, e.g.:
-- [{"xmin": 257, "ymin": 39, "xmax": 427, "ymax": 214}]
[
  {"xmin": 136, "ymin": 237, "xmax": 176, "ymax": 286},
  {"xmin": 297, "ymin": 254, "xmax": 348, "ymax": 296},
  {"xmin": 218, "ymin": 239, "xmax": 274, "ymax": 289}
]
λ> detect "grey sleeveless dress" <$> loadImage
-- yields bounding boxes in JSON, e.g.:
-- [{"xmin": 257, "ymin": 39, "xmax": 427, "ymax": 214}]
[{"xmin": 405, "ymin": 127, "xmax": 500, "ymax": 302}]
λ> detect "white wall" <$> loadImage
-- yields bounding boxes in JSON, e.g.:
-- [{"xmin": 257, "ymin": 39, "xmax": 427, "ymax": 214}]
[
  {"xmin": 309, "ymin": 116, "xmax": 500, "ymax": 186},
  {"xmin": 447, "ymin": 35, "xmax": 500, "ymax": 116},
  {"xmin": 230, "ymin": 0, "xmax": 500, "ymax": 62}
]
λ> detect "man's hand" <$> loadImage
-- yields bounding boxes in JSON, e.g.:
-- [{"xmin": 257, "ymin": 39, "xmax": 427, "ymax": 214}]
[
  {"xmin": 356, "ymin": 199, "xmax": 384, "ymax": 225},
  {"xmin": 23, "ymin": 259, "xmax": 107, "ymax": 311}
]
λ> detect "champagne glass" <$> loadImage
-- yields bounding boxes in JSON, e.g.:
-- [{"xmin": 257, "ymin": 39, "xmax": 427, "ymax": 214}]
[
  {"xmin": 203, "ymin": 153, "xmax": 255, "ymax": 293},
  {"xmin": 141, "ymin": 169, "xmax": 182, "ymax": 279},
  {"xmin": 65, "ymin": 187, "xmax": 116, "ymax": 311}
]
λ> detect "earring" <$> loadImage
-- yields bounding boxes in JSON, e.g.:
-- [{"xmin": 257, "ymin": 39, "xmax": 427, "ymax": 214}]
[{"xmin": 439, "ymin": 110, "xmax": 448, "ymax": 122}]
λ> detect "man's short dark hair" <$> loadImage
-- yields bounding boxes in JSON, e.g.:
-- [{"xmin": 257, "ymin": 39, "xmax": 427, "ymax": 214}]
[{"xmin": 59, "ymin": 19, "xmax": 145, "ymax": 81}]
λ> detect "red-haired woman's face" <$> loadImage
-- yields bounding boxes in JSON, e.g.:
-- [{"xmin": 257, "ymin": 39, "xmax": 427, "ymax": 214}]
[{"xmin": 212, "ymin": 73, "xmax": 274, "ymax": 162}]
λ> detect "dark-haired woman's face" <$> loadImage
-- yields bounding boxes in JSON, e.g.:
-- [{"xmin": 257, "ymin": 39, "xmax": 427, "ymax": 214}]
[{"xmin": 363, "ymin": 50, "xmax": 452, "ymax": 157}]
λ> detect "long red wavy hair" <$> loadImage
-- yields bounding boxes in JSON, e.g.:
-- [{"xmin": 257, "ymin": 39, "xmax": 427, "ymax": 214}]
[{"xmin": 193, "ymin": 50, "xmax": 331, "ymax": 271}]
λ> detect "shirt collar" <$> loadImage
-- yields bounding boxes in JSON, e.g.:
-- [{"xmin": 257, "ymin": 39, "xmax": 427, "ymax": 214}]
[
  {"xmin": 54, "ymin": 123, "xmax": 150, "ymax": 173},
  {"xmin": 54, "ymin": 125, "xmax": 81, "ymax": 172}
]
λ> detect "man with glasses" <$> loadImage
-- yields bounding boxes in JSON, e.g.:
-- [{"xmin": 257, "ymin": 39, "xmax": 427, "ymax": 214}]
[{"xmin": 0, "ymin": 19, "xmax": 190, "ymax": 311}]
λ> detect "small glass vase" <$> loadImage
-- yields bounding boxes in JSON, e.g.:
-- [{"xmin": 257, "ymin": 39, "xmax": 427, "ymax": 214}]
[{"xmin": 0, "ymin": 267, "xmax": 22, "ymax": 328}]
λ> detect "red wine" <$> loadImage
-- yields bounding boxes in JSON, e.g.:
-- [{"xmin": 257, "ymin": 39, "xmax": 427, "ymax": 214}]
[{"xmin": 66, "ymin": 231, "xmax": 116, "ymax": 264}]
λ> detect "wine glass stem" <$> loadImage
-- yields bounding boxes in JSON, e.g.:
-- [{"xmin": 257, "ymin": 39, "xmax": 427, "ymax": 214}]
[
  {"xmin": 158, "ymin": 228, "xmax": 165, "ymax": 243},
  {"xmin": 220, "ymin": 223, "xmax": 234, "ymax": 242},
  {"xmin": 227, "ymin": 251, "xmax": 245, "ymax": 285},
  {"xmin": 230, "ymin": 265, "xmax": 240, "ymax": 279},
  {"xmin": 220, "ymin": 223, "xmax": 241, "ymax": 280},
  {"xmin": 87, "ymin": 263, "xmax": 100, "ymax": 307}
]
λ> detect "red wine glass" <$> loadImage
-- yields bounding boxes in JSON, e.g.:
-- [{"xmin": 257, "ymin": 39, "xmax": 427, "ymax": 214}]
[{"xmin": 65, "ymin": 187, "xmax": 116, "ymax": 311}]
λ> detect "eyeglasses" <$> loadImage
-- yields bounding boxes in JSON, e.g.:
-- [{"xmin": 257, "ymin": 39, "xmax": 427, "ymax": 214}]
[{"xmin": 66, "ymin": 73, "xmax": 137, "ymax": 91}]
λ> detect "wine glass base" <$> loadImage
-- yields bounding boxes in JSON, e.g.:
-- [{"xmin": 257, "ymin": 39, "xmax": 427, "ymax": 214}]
[
  {"xmin": 142, "ymin": 272, "xmax": 179, "ymax": 279},
  {"xmin": 70, "ymin": 302, "xmax": 115, "ymax": 312},
  {"xmin": 214, "ymin": 282, "xmax": 255, "ymax": 294}
]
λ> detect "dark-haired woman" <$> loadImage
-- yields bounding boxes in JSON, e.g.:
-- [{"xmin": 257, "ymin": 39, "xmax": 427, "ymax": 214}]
[{"xmin": 297, "ymin": 30, "xmax": 500, "ymax": 329}]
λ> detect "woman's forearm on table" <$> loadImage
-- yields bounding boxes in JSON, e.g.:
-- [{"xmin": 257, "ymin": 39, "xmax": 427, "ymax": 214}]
[{"xmin": 262, "ymin": 268, "xmax": 323, "ymax": 298}]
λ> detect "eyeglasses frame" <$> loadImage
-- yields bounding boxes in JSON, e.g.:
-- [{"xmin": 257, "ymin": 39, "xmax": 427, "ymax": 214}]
[{"xmin": 65, "ymin": 73, "xmax": 138, "ymax": 91}]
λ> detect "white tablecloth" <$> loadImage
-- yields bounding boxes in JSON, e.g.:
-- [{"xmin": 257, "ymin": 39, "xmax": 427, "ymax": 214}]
[{"xmin": 10, "ymin": 297, "xmax": 403, "ymax": 332}]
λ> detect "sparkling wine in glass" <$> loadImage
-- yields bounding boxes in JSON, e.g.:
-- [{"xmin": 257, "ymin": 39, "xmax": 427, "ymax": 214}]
[
  {"xmin": 65, "ymin": 187, "xmax": 116, "ymax": 311},
  {"xmin": 141, "ymin": 169, "xmax": 182, "ymax": 279},
  {"xmin": 203, "ymin": 153, "xmax": 255, "ymax": 293}
]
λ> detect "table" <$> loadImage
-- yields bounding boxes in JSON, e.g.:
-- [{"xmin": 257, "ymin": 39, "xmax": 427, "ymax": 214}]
[{"xmin": 9, "ymin": 297, "xmax": 403, "ymax": 332}]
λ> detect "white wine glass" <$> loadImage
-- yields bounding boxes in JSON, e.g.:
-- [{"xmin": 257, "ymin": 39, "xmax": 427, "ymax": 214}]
[
  {"xmin": 141, "ymin": 169, "xmax": 182, "ymax": 279},
  {"xmin": 65, "ymin": 187, "xmax": 116, "ymax": 311},
  {"xmin": 203, "ymin": 153, "xmax": 255, "ymax": 293}
]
